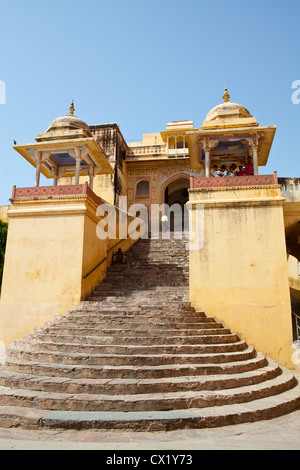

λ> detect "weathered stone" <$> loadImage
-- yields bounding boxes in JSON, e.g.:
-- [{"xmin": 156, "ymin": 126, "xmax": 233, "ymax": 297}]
[{"xmin": 0, "ymin": 237, "xmax": 299, "ymax": 431}]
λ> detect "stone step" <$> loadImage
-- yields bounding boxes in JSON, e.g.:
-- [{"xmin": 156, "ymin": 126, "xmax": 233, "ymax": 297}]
[
  {"xmin": 39, "ymin": 382, "xmax": 300, "ymax": 432},
  {"xmin": 6, "ymin": 345, "xmax": 256, "ymax": 367},
  {"xmin": 47, "ymin": 320, "xmax": 220, "ymax": 330},
  {"xmin": 24, "ymin": 330, "xmax": 234, "ymax": 346},
  {"xmin": 0, "ymin": 368, "xmax": 296, "ymax": 413},
  {"xmin": 85, "ymin": 297, "xmax": 189, "ymax": 304},
  {"xmin": 69, "ymin": 304, "xmax": 198, "ymax": 313},
  {"xmin": 52, "ymin": 314, "xmax": 213, "ymax": 325},
  {"xmin": 75, "ymin": 303, "xmax": 192, "ymax": 313},
  {"xmin": 61, "ymin": 312, "xmax": 207, "ymax": 322},
  {"xmin": 0, "ymin": 235, "xmax": 298, "ymax": 432},
  {"xmin": 12, "ymin": 337, "xmax": 245, "ymax": 355},
  {"xmin": 1, "ymin": 382, "xmax": 299, "ymax": 432},
  {"xmin": 2, "ymin": 353, "xmax": 268, "ymax": 379},
  {"xmin": 35, "ymin": 324, "xmax": 233, "ymax": 337},
  {"xmin": 0, "ymin": 360, "xmax": 281, "ymax": 395}
]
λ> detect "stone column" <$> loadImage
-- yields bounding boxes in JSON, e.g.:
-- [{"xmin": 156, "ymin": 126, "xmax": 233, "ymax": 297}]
[
  {"xmin": 252, "ymin": 136, "xmax": 259, "ymax": 175},
  {"xmin": 34, "ymin": 151, "xmax": 42, "ymax": 187},
  {"xmin": 204, "ymin": 149, "xmax": 211, "ymax": 177},
  {"xmin": 88, "ymin": 165, "xmax": 94, "ymax": 190},
  {"xmin": 74, "ymin": 148, "xmax": 81, "ymax": 185}
]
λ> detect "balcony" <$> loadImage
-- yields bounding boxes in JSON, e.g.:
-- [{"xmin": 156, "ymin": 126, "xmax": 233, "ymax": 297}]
[
  {"xmin": 167, "ymin": 148, "xmax": 189, "ymax": 158},
  {"xmin": 190, "ymin": 173, "xmax": 278, "ymax": 189}
]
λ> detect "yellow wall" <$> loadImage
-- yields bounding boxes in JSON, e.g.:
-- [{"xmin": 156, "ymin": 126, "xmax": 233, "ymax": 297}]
[
  {"xmin": 58, "ymin": 174, "xmax": 116, "ymax": 206},
  {"xmin": 288, "ymin": 255, "xmax": 300, "ymax": 290},
  {"xmin": 0, "ymin": 206, "xmax": 9, "ymax": 223},
  {"xmin": 188, "ymin": 185, "xmax": 294, "ymax": 368},
  {"xmin": 0, "ymin": 194, "xmax": 142, "ymax": 346}
]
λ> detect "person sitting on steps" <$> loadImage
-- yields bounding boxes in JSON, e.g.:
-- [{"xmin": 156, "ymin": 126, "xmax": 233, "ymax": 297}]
[{"xmin": 112, "ymin": 248, "xmax": 126, "ymax": 264}]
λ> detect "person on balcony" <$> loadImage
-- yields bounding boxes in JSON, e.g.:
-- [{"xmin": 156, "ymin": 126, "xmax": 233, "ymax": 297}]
[
  {"xmin": 237, "ymin": 165, "xmax": 245, "ymax": 176},
  {"xmin": 211, "ymin": 165, "xmax": 222, "ymax": 177},
  {"xmin": 245, "ymin": 157, "xmax": 254, "ymax": 176},
  {"xmin": 228, "ymin": 164, "xmax": 237, "ymax": 176},
  {"xmin": 220, "ymin": 165, "xmax": 228, "ymax": 176}
]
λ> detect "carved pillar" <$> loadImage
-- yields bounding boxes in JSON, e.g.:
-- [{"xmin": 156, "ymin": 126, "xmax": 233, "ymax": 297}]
[
  {"xmin": 252, "ymin": 135, "xmax": 259, "ymax": 175},
  {"xmin": 52, "ymin": 172, "xmax": 57, "ymax": 186},
  {"xmin": 88, "ymin": 165, "xmax": 94, "ymax": 190},
  {"xmin": 204, "ymin": 149, "xmax": 211, "ymax": 177},
  {"xmin": 197, "ymin": 138, "xmax": 219, "ymax": 177},
  {"xmin": 243, "ymin": 136, "xmax": 259, "ymax": 175},
  {"xmin": 74, "ymin": 148, "xmax": 81, "ymax": 185},
  {"xmin": 34, "ymin": 151, "xmax": 42, "ymax": 187}
]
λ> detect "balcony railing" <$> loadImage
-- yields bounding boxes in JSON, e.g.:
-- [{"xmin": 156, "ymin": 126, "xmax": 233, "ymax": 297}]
[
  {"xmin": 127, "ymin": 145, "xmax": 165, "ymax": 156},
  {"xmin": 167, "ymin": 148, "xmax": 189, "ymax": 157},
  {"xmin": 190, "ymin": 173, "xmax": 278, "ymax": 189}
]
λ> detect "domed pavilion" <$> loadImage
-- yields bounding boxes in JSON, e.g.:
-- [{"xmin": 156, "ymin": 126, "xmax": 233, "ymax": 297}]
[
  {"xmin": 186, "ymin": 87, "xmax": 277, "ymax": 177},
  {"xmin": 13, "ymin": 101, "xmax": 113, "ymax": 189}
]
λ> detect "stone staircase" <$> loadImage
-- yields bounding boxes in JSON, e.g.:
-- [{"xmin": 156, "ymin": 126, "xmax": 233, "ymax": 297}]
[{"xmin": 0, "ymin": 236, "xmax": 299, "ymax": 432}]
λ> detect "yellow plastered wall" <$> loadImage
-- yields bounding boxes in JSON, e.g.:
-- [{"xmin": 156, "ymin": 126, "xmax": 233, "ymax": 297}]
[
  {"xmin": 0, "ymin": 206, "xmax": 9, "ymax": 223},
  {"xmin": 81, "ymin": 201, "xmax": 141, "ymax": 301},
  {"xmin": 288, "ymin": 255, "xmax": 300, "ymax": 290},
  {"xmin": 58, "ymin": 174, "xmax": 116, "ymax": 206},
  {"xmin": 188, "ymin": 185, "xmax": 294, "ymax": 368},
  {"xmin": 0, "ymin": 195, "xmax": 143, "ymax": 346}
]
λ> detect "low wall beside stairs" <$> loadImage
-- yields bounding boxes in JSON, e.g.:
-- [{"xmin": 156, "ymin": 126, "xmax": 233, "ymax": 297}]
[
  {"xmin": 188, "ymin": 182, "xmax": 294, "ymax": 369},
  {"xmin": 0, "ymin": 184, "xmax": 144, "ymax": 346}
]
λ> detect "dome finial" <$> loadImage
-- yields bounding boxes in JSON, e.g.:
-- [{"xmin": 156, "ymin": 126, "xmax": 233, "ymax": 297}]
[
  {"xmin": 69, "ymin": 100, "xmax": 75, "ymax": 116},
  {"xmin": 222, "ymin": 86, "xmax": 230, "ymax": 103}
]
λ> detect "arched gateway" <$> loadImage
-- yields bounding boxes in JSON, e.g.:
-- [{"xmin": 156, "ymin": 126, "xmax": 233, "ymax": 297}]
[{"xmin": 162, "ymin": 175, "xmax": 190, "ymax": 232}]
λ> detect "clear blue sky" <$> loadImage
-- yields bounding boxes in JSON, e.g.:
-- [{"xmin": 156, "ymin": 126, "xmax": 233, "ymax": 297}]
[{"xmin": 0, "ymin": 0, "xmax": 299, "ymax": 205}]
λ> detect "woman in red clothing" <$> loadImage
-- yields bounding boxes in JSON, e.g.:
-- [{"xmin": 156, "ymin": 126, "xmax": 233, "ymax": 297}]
[
  {"xmin": 236, "ymin": 165, "xmax": 245, "ymax": 176},
  {"xmin": 245, "ymin": 157, "xmax": 254, "ymax": 176}
]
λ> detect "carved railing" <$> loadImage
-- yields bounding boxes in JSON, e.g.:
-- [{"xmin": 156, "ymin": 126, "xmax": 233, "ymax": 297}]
[
  {"xmin": 190, "ymin": 172, "xmax": 278, "ymax": 189},
  {"xmin": 10, "ymin": 183, "xmax": 106, "ymax": 206}
]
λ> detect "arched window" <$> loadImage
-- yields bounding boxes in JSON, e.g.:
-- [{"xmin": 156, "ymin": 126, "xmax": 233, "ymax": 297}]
[{"xmin": 136, "ymin": 180, "xmax": 150, "ymax": 196}]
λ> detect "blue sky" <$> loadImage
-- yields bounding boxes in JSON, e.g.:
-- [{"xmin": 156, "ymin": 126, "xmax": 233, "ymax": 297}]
[{"xmin": 0, "ymin": 0, "xmax": 299, "ymax": 205}]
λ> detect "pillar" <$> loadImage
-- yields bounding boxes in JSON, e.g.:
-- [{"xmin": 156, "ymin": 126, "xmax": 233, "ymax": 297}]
[
  {"xmin": 74, "ymin": 148, "xmax": 81, "ymax": 185},
  {"xmin": 251, "ymin": 135, "xmax": 259, "ymax": 175},
  {"xmin": 88, "ymin": 165, "xmax": 94, "ymax": 190},
  {"xmin": 252, "ymin": 145, "xmax": 259, "ymax": 175},
  {"xmin": 34, "ymin": 151, "xmax": 42, "ymax": 187},
  {"xmin": 204, "ymin": 149, "xmax": 211, "ymax": 177}
]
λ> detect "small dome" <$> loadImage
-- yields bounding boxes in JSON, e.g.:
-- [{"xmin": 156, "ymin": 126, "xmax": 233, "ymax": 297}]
[
  {"xmin": 205, "ymin": 101, "xmax": 252, "ymax": 122},
  {"xmin": 36, "ymin": 101, "xmax": 92, "ymax": 142},
  {"xmin": 202, "ymin": 87, "xmax": 258, "ymax": 130},
  {"xmin": 46, "ymin": 114, "xmax": 92, "ymax": 135}
]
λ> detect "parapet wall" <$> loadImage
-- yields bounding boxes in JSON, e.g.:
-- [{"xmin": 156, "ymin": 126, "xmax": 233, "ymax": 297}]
[
  {"xmin": 0, "ymin": 184, "xmax": 143, "ymax": 345},
  {"xmin": 188, "ymin": 181, "xmax": 294, "ymax": 368}
]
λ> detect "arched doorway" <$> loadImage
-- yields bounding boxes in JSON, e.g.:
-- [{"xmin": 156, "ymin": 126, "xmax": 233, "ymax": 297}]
[{"xmin": 163, "ymin": 176, "xmax": 190, "ymax": 232}]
